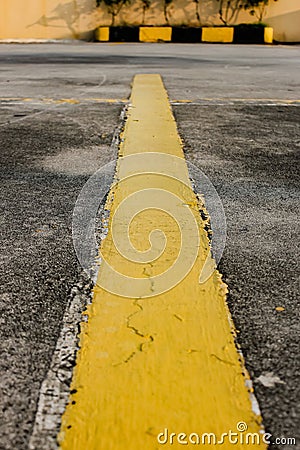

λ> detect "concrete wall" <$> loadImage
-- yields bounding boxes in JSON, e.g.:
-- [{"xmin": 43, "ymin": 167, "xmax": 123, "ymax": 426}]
[
  {"xmin": 264, "ymin": 1, "xmax": 300, "ymax": 42},
  {"xmin": 0, "ymin": 0, "xmax": 299, "ymax": 42},
  {"xmin": 0, "ymin": 0, "xmax": 96, "ymax": 40}
]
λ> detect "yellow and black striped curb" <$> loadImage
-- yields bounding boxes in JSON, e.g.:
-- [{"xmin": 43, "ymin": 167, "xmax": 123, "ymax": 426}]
[{"xmin": 95, "ymin": 26, "xmax": 273, "ymax": 44}]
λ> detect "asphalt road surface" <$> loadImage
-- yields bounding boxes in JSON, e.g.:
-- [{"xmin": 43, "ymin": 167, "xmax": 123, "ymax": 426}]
[{"xmin": 0, "ymin": 43, "xmax": 299, "ymax": 449}]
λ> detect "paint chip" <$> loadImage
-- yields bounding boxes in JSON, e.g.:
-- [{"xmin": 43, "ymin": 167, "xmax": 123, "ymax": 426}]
[{"xmin": 256, "ymin": 372, "xmax": 285, "ymax": 388}]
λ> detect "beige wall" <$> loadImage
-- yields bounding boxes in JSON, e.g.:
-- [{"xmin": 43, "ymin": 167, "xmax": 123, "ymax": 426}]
[
  {"xmin": 0, "ymin": 0, "xmax": 96, "ymax": 40},
  {"xmin": 0, "ymin": 0, "xmax": 299, "ymax": 42},
  {"xmin": 264, "ymin": 1, "xmax": 300, "ymax": 42}
]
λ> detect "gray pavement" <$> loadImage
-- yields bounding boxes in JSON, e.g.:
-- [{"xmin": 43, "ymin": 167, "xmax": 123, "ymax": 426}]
[
  {"xmin": 175, "ymin": 103, "xmax": 300, "ymax": 445},
  {"xmin": 0, "ymin": 43, "xmax": 299, "ymax": 449},
  {"xmin": 0, "ymin": 98, "xmax": 123, "ymax": 449}
]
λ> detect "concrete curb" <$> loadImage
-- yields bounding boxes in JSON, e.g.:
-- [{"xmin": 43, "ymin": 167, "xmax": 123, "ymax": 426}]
[{"xmin": 95, "ymin": 26, "xmax": 273, "ymax": 44}]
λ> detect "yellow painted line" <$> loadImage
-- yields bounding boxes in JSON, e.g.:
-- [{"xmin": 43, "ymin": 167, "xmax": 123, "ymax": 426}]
[
  {"xmin": 49, "ymin": 98, "xmax": 127, "ymax": 104},
  {"xmin": 0, "ymin": 97, "xmax": 33, "ymax": 102},
  {"xmin": 171, "ymin": 98, "xmax": 300, "ymax": 105},
  {"xmin": 1, "ymin": 97, "xmax": 299, "ymax": 106},
  {"xmin": 202, "ymin": 27, "xmax": 234, "ymax": 43},
  {"xmin": 140, "ymin": 27, "xmax": 172, "ymax": 42},
  {"xmin": 52, "ymin": 98, "xmax": 80, "ymax": 104},
  {"xmin": 0, "ymin": 97, "xmax": 127, "ymax": 104},
  {"xmin": 59, "ymin": 74, "xmax": 265, "ymax": 450}
]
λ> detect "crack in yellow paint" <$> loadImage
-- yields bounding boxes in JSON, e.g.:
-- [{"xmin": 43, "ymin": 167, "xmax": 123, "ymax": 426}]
[{"xmin": 59, "ymin": 74, "xmax": 266, "ymax": 450}]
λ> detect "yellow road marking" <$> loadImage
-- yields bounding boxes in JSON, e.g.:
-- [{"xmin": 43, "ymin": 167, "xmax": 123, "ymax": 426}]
[
  {"xmin": 171, "ymin": 98, "xmax": 300, "ymax": 104},
  {"xmin": 1, "ymin": 97, "xmax": 299, "ymax": 106},
  {"xmin": 0, "ymin": 97, "xmax": 127, "ymax": 104},
  {"xmin": 59, "ymin": 74, "xmax": 266, "ymax": 449}
]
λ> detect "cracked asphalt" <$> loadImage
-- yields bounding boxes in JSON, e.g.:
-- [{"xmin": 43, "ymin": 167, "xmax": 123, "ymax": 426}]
[
  {"xmin": 174, "ymin": 103, "xmax": 300, "ymax": 444},
  {"xmin": 0, "ymin": 43, "xmax": 299, "ymax": 449}
]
